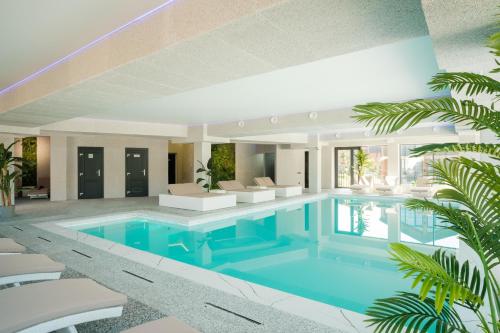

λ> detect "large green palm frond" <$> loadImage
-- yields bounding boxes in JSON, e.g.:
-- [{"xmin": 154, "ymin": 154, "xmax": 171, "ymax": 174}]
[
  {"xmin": 431, "ymin": 158, "xmax": 500, "ymax": 226},
  {"xmin": 429, "ymin": 72, "xmax": 500, "ymax": 97},
  {"xmin": 365, "ymin": 292, "xmax": 467, "ymax": 333},
  {"xmin": 406, "ymin": 199, "xmax": 500, "ymax": 271},
  {"xmin": 352, "ymin": 97, "xmax": 499, "ymax": 136},
  {"xmin": 431, "ymin": 250, "xmax": 487, "ymax": 311},
  {"xmin": 390, "ymin": 243, "xmax": 483, "ymax": 313},
  {"xmin": 410, "ymin": 143, "xmax": 500, "ymax": 160}
]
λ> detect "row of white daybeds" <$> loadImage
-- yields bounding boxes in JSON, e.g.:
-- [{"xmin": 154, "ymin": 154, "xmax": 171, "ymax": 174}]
[
  {"xmin": 159, "ymin": 177, "xmax": 303, "ymax": 212},
  {"xmin": 0, "ymin": 238, "xmax": 199, "ymax": 333},
  {"xmin": 350, "ymin": 176, "xmax": 440, "ymax": 198}
]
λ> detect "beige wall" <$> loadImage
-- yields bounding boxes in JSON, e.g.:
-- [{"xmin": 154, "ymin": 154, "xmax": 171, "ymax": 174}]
[
  {"xmin": 66, "ymin": 135, "xmax": 169, "ymax": 200},
  {"xmin": 276, "ymin": 145, "xmax": 305, "ymax": 187},
  {"xmin": 36, "ymin": 136, "xmax": 50, "ymax": 187},
  {"xmin": 235, "ymin": 143, "xmax": 266, "ymax": 186},
  {"xmin": 168, "ymin": 142, "xmax": 194, "ymax": 183}
]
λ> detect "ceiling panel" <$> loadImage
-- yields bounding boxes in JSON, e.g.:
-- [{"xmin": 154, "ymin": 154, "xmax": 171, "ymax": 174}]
[{"xmin": 1, "ymin": 0, "xmax": 431, "ymax": 127}]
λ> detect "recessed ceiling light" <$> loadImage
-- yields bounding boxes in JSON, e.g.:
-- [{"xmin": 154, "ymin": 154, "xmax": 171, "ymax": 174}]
[
  {"xmin": 237, "ymin": 120, "xmax": 245, "ymax": 128},
  {"xmin": 308, "ymin": 112, "xmax": 318, "ymax": 120},
  {"xmin": 270, "ymin": 116, "xmax": 278, "ymax": 124}
]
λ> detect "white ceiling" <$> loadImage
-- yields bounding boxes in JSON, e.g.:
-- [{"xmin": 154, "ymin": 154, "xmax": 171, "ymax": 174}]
[
  {"xmin": 0, "ymin": 0, "xmax": 168, "ymax": 89},
  {"xmin": 0, "ymin": 0, "xmax": 431, "ymax": 127},
  {"xmin": 89, "ymin": 36, "xmax": 446, "ymax": 124},
  {"xmin": 421, "ymin": 0, "xmax": 498, "ymax": 73}
]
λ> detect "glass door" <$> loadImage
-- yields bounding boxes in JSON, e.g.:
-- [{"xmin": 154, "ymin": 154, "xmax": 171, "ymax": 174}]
[{"xmin": 335, "ymin": 147, "xmax": 360, "ymax": 188}]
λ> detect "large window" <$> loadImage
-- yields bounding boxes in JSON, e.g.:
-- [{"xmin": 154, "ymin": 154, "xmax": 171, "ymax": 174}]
[
  {"xmin": 400, "ymin": 144, "xmax": 457, "ymax": 184},
  {"xmin": 335, "ymin": 145, "xmax": 388, "ymax": 187}
]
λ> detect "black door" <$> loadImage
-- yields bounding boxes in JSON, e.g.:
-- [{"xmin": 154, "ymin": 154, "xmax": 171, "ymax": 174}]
[
  {"xmin": 304, "ymin": 151, "xmax": 309, "ymax": 189},
  {"xmin": 168, "ymin": 153, "xmax": 176, "ymax": 184},
  {"xmin": 126, "ymin": 148, "xmax": 148, "ymax": 197},
  {"xmin": 78, "ymin": 147, "xmax": 104, "ymax": 199}
]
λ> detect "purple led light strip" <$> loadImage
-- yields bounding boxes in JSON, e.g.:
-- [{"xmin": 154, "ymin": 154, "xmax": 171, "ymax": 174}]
[{"xmin": 0, "ymin": 0, "xmax": 176, "ymax": 96}]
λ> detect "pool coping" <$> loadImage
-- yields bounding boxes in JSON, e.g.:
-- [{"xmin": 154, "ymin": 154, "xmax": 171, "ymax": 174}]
[{"xmin": 34, "ymin": 193, "xmax": 371, "ymax": 332}]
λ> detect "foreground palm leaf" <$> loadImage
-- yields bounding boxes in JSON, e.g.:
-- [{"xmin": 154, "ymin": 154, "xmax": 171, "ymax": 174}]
[
  {"xmin": 390, "ymin": 243, "xmax": 483, "ymax": 313},
  {"xmin": 366, "ymin": 292, "xmax": 467, "ymax": 333},
  {"xmin": 354, "ymin": 28, "xmax": 499, "ymax": 333},
  {"xmin": 410, "ymin": 143, "xmax": 500, "ymax": 160},
  {"xmin": 353, "ymin": 97, "xmax": 499, "ymax": 136},
  {"xmin": 429, "ymin": 72, "xmax": 500, "ymax": 97},
  {"xmin": 431, "ymin": 158, "xmax": 500, "ymax": 226}
]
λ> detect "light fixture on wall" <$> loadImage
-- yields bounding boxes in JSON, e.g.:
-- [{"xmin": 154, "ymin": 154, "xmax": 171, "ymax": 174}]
[
  {"xmin": 364, "ymin": 130, "xmax": 371, "ymax": 137},
  {"xmin": 270, "ymin": 116, "xmax": 278, "ymax": 124},
  {"xmin": 237, "ymin": 120, "xmax": 245, "ymax": 128},
  {"xmin": 308, "ymin": 112, "xmax": 318, "ymax": 120},
  {"xmin": 432, "ymin": 126, "xmax": 440, "ymax": 133},
  {"xmin": 335, "ymin": 133, "xmax": 341, "ymax": 139}
]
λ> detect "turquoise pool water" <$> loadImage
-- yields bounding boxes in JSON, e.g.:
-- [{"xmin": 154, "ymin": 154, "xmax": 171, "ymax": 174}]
[{"xmin": 79, "ymin": 197, "xmax": 457, "ymax": 313}]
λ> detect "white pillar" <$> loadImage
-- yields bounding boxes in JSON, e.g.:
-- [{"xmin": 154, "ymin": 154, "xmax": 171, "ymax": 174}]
[
  {"xmin": 50, "ymin": 135, "xmax": 68, "ymax": 201},
  {"xmin": 308, "ymin": 134, "xmax": 322, "ymax": 194},
  {"xmin": 321, "ymin": 145, "xmax": 334, "ymax": 189},
  {"xmin": 387, "ymin": 141, "xmax": 399, "ymax": 180},
  {"xmin": 193, "ymin": 141, "xmax": 211, "ymax": 181}
]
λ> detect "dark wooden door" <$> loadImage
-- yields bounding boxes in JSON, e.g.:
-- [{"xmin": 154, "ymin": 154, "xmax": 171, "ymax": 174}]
[
  {"xmin": 78, "ymin": 147, "xmax": 104, "ymax": 199},
  {"xmin": 126, "ymin": 148, "xmax": 148, "ymax": 197}
]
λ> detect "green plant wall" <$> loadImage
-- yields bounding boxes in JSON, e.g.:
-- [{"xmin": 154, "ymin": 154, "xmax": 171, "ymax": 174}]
[
  {"xmin": 210, "ymin": 143, "xmax": 235, "ymax": 188},
  {"xmin": 22, "ymin": 137, "xmax": 37, "ymax": 186}
]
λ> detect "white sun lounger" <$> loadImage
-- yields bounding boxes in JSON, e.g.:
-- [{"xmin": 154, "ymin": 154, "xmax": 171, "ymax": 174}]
[
  {"xmin": 0, "ymin": 254, "xmax": 65, "ymax": 287},
  {"xmin": 122, "ymin": 316, "xmax": 200, "ymax": 333},
  {"xmin": 218, "ymin": 180, "xmax": 275, "ymax": 203},
  {"xmin": 408, "ymin": 177, "xmax": 437, "ymax": 198},
  {"xmin": 374, "ymin": 176, "xmax": 401, "ymax": 195},
  {"xmin": 0, "ymin": 238, "xmax": 26, "ymax": 255},
  {"xmin": 0, "ymin": 278, "xmax": 127, "ymax": 333},
  {"xmin": 159, "ymin": 183, "xmax": 236, "ymax": 211},
  {"xmin": 253, "ymin": 177, "xmax": 302, "ymax": 197}
]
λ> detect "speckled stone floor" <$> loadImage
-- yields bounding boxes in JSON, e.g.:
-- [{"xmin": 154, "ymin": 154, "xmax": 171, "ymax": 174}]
[{"xmin": 0, "ymin": 197, "xmax": 343, "ymax": 333}]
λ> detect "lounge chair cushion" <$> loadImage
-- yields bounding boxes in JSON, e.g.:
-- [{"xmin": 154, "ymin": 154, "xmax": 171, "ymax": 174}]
[
  {"xmin": 254, "ymin": 177, "xmax": 275, "ymax": 187},
  {"xmin": 0, "ymin": 278, "xmax": 127, "ymax": 333},
  {"xmin": 0, "ymin": 254, "xmax": 65, "ymax": 277},
  {"xmin": 217, "ymin": 180, "xmax": 245, "ymax": 191},
  {"xmin": 168, "ymin": 183, "xmax": 204, "ymax": 195},
  {"xmin": 122, "ymin": 316, "xmax": 200, "ymax": 333},
  {"xmin": 0, "ymin": 238, "xmax": 25, "ymax": 253}
]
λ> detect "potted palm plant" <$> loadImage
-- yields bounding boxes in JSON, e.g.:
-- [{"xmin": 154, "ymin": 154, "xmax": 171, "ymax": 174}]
[
  {"xmin": 354, "ymin": 149, "xmax": 371, "ymax": 184},
  {"xmin": 352, "ymin": 31, "xmax": 499, "ymax": 332},
  {"xmin": 0, "ymin": 141, "xmax": 23, "ymax": 219}
]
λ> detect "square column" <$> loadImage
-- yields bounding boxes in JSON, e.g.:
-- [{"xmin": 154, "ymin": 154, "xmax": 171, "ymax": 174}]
[{"xmin": 50, "ymin": 135, "xmax": 68, "ymax": 201}]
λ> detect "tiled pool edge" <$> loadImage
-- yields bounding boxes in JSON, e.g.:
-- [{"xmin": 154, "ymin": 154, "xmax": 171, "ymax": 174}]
[{"xmin": 35, "ymin": 218, "xmax": 371, "ymax": 333}]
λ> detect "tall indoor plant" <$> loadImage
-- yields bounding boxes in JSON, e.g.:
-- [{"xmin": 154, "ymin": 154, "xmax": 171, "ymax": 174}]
[
  {"xmin": 0, "ymin": 141, "xmax": 23, "ymax": 218},
  {"xmin": 354, "ymin": 149, "xmax": 371, "ymax": 184},
  {"xmin": 195, "ymin": 158, "xmax": 213, "ymax": 191},
  {"xmin": 352, "ymin": 31, "xmax": 499, "ymax": 332}
]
